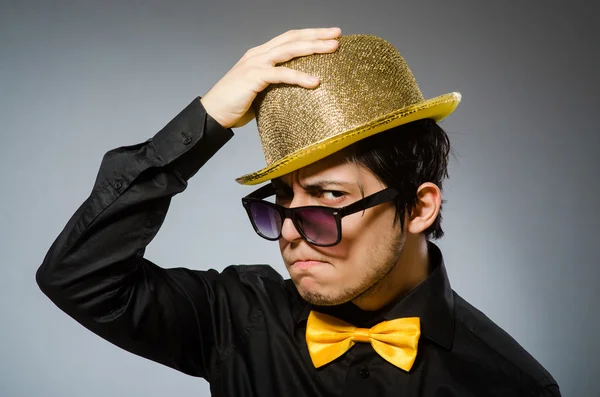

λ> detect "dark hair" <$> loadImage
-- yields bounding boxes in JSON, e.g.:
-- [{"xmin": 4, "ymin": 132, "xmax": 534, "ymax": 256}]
[{"xmin": 344, "ymin": 119, "xmax": 451, "ymax": 240}]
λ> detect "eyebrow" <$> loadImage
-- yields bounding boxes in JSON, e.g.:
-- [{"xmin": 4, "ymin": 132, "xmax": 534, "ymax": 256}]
[{"xmin": 271, "ymin": 179, "xmax": 355, "ymax": 191}]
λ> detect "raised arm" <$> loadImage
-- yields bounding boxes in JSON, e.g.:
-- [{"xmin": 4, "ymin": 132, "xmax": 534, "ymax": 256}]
[
  {"xmin": 36, "ymin": 99, "xmax": 236, "ymax": 378},
  {"xmin": 36, "ymin": 27, "xmax": 342, "ymax": 380}
]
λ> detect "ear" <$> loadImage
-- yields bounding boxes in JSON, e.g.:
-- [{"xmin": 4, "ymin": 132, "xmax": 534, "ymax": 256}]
[{"xmin": 407, "ymin": 182, "xmax": 442, "ymax": 234}]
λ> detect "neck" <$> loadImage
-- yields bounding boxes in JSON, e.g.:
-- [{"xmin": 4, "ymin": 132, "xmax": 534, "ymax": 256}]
[{"xmin": 351, "ymin": 234, "xmax": 430, "ymax": 311}]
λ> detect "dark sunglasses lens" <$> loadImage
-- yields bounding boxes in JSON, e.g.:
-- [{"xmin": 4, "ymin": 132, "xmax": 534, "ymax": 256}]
[
  {"xmin": 249, "ymin": 202, "xmax": 282, "ymax": 239},
  {"xmin": 295, "ymin": 208, "xmax": 338, "ymax": 245}
]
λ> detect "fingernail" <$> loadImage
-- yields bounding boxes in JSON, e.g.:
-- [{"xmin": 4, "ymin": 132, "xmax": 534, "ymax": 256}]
[{"xmin": 308, "ymin": 76, "xmax": 319, "ymax": 83}]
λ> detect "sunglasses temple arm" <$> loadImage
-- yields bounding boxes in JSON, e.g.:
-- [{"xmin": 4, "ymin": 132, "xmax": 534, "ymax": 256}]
[
  {"xmin": 339, "ymin": 188, "xmax": 400, "ymax": 217},
  {"xmin": 245, "ymin": 183, "xmax": 276, "ymax": 199}
]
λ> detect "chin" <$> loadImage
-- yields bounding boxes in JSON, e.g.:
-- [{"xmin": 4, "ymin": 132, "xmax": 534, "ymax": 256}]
[
  {"xmin": 301, "ymin": 291, "xmax": 352, "ymax": 306},
  {"xmin": 294, "ymin": 277, "xmax": 353, "ymax": 306}
]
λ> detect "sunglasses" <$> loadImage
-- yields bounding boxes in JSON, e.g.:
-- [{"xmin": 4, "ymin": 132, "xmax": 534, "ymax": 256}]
[{"xmin": 241, "ymin": 184, "xmax": 399, "ymax": 247}]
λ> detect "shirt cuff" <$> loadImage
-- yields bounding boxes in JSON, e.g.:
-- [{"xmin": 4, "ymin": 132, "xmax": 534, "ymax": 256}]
[{"xmin": 151, "ymin": 97, "xmax": 234, "ymax": 180}]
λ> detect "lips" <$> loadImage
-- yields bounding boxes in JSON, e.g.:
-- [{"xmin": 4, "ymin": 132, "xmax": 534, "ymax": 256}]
[
  {"xmin": 284, "ymin": 249, "xmax": 328, "ymax": 270},
  {"xmin": 290, "ymin": 259, "xmax": 326, "ymax": 270}
]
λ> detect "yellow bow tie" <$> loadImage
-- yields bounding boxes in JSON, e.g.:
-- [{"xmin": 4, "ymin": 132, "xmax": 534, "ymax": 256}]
[{"xmin": 306, "ymin": 311, "xmax": 421, "ymax": 371}]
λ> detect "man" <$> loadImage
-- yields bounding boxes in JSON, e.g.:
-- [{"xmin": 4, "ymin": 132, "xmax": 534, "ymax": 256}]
[{"xmin": 36, "ymin": 28, "xmax": 560, "ymax": 396}]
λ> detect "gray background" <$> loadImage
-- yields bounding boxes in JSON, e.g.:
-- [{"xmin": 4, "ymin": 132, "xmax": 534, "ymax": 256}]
[{"xmin": 1, "ymin": 1, "xmax": 598, "ymax": 396}]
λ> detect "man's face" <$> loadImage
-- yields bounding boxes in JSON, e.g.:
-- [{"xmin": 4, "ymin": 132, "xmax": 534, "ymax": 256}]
[{"xmin": 276, "ymin": 152, "xmax": 405, "ymax": 306}]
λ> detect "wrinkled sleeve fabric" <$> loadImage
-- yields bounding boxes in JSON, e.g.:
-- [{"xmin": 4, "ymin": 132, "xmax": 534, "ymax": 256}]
[{"xmin": 36, "ymin": 97, "xmax": 238, "ymax": 380}]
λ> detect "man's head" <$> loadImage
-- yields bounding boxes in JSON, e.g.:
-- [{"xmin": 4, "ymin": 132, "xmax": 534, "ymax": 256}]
[
  {"xmin": 274, "ymin": 118, "xmax": 450, "ymax": 307},
  {"xmin": 238, "ymin": 34, "xmax": 459, "ymax": 308}
]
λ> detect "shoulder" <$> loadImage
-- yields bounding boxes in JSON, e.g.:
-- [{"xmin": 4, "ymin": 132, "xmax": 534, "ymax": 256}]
[
  {"xmin": 451, "ymin": 292, "xmax": 559, "ymax": 392},
  {"xmin": 220, "ymin": 264, "xmax": 287, "ymax": 292},
  {"xmin": 220, "ymin": 264, "xmax": 300, "ymax": 304},
  {"xmin": 226, "ymin": 264, "xmax": 285, "ymax": 281},
  {"xmin": 219, "ymin": 265, "xmax": 302, "ymax": 329}
]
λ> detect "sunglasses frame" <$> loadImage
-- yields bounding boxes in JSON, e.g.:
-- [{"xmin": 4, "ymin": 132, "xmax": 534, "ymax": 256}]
[{"xmin": 241, "ymin": 183, "xmax": 400, "ymax": 247}]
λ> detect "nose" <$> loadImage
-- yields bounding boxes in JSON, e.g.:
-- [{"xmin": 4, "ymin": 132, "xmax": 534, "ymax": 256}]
[
  {"xmin": 281, "ymin": 217, "xmax": 302, "ymax": 243},
  {"xmin": 280, "ymin": 194, "xmax": 306, "ymax": 243}
]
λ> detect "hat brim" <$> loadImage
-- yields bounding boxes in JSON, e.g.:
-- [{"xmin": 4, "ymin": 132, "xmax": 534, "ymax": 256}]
[{"xmin": 236, "ymin": 92, "xmax": 461, "ymax": 185}]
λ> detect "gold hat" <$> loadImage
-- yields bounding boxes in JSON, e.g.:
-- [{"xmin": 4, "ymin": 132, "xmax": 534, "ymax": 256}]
[{"xmin": 236, "ymin": 34, "xmax": 461, "ymax": 185}]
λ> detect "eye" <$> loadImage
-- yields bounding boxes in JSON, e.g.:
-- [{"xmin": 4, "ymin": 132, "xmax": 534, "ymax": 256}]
[{"xmin": 319, "ymin": 190, "xmax": 346, "ymax": 202}]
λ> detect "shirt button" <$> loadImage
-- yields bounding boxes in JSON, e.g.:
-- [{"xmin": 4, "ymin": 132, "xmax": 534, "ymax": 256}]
[
  {"xmin": 113, "ymin": 181, "xmax": 122, "ymax": 189},
  {"xmin": 182, "ymin": 136, "xmax": 192, "ymax": 145},
  {"xmin": 359, "ymin": 368, "xmax": 370, "ymax": 378}
]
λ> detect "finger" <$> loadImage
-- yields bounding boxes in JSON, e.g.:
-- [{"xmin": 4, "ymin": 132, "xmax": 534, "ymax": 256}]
[
  {"xmin": 257, "ymin": 27, "xmax": 341, "ymax": 54},
  {"xmin": 260, "ymin": 66, "xmax": 321, "ymax": 88},
  {"xmin": 262, "ymin": 39, "xmax": 339, "ymax": 65}
]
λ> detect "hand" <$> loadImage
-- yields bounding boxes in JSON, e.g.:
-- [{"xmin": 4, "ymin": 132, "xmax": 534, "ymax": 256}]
[{"xmin": 200, "ymin": 27, "xmax": 342, "ymax": 129}]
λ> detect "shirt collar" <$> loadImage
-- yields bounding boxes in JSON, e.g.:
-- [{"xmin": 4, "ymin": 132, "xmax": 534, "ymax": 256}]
[{"xmin": 291, "ymin": 241, "xmax": 455, "ymax": 350}]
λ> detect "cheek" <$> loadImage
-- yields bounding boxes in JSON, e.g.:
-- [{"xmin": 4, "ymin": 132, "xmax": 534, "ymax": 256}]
[
  {"xmin": 331, "ymin": 208, "xmax": 398, "ymax": 260},
  {"xmin": 316, "ymin": 215, "xmax": 373, "ymax": 271},
  {"xmin": 337, "ymin": 211, "xmax": 379, "ymax": 247}
]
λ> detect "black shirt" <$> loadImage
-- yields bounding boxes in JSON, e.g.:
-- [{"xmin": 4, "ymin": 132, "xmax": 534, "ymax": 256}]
[{"xmin": 36, "ymin": 98, "xmax": 560, "ymax": 397}]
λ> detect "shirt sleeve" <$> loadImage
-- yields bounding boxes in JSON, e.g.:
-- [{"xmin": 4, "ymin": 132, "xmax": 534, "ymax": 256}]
[
  {"xmin": 35, "ymin": 97, "xmax": 245, "ymax": 380},
  {"xmin": 529, "ymin": 384, "xmax": 561, "ymax": 397}
]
